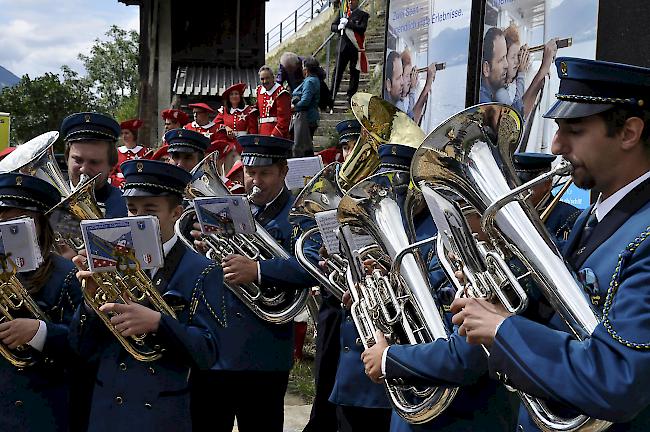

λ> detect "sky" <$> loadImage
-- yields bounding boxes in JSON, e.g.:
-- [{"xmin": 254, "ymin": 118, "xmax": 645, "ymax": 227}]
[{"xmin": 0, "ymin": 0, "xmax": 310, "ymax": 79}]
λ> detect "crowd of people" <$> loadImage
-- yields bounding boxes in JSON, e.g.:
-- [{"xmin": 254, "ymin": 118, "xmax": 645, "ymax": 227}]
[{"xmin": 4, "ymin": 0, "xmax": 650, "ymax": 430}]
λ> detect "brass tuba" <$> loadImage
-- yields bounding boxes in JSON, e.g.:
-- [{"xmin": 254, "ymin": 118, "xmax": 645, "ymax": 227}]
[
  {"xmin": 289, "ymin": 162, "xmax": 348, "ymax": 300},
  {"xmin": 0, "ymin": 253, "xmax": 49, "ymax": 368},
  {"xmin": 337, "ymin": 170, "xmax": 458, "ymax": 424},
  {"xmin": 412, "ymin": 103, "xmax": 611, "ymax": 432},
  {"xmin": 175, "ymin": 151, "xmax": 310, "ymax": 324}
]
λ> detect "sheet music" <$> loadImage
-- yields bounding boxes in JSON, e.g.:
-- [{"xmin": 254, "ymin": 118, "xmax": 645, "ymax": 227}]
[
  {"xmin": 314, "ymin": 210, "xmax": 340, "ymax": 255},
  {"xmin": 285, "ymin": 156, "xmax": 324, "ymax": 190}
]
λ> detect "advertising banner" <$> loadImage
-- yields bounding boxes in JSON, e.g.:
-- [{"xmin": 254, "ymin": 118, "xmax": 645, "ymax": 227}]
[
  {"xmin": 0, "ymin": 113, "xmax": 9, "ymax": 150},
  {"xmin": 384, "ymin": 0, "xmax": 473, "ymax": 134}
]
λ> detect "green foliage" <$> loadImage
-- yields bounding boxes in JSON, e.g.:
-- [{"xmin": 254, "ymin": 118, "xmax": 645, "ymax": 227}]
[
  {"xmin": 78, "ymin": 25, "xmax": 139, "ymax": 117},
  {"xmin": 0, "ymin": 69, "xmax": 97, "ymax": 147},
  {"xmin": 0, "ymin": 25, "xmax": 140, "ymax": 148}
]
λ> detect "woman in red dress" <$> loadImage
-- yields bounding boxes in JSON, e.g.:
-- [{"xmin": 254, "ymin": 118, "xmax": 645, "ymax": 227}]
[
  {"xmin": 213, "ymin": 82, "xmax": 258, "ymax": 176},
  {"xmin": 110, "ymin": 119, "xmax": 147, "ymax": 187}
]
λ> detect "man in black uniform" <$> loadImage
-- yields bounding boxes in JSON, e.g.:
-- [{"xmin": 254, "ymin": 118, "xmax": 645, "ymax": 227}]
[{"xmin": 330, "ymin": 0, "xmax": 369, "ymax": 106}]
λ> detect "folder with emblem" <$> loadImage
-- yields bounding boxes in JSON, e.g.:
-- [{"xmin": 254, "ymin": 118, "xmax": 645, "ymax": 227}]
[
  {"xmin": 0, "ymin": 217, "xmax": 43, "ymax": 273},
  {"xmin": 80, "ymin": 216, "xmax": 163, "ymax": 272},
  {"xmin": 194, "ymin": 196, "xmax": 256, "ymax": 236}
]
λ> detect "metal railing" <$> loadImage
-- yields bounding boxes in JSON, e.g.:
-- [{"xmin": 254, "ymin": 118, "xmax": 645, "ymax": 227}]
[{"xmin": 265, "ymin": 0, "xmax": 331, "ymax": 53}]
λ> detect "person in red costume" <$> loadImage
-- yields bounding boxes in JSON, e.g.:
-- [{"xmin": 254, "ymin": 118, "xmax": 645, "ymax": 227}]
[
  {"xmin": 214, "ymin": 82, "xmax": 257, "ymax": 153},
  {"xmin": 183, "ymin": 102, "xmax": 220, "ymax": 141},
  {"xmin": 256, "ymin": 65, "xmax": 291, "ymax": 138},
  {"xmin": 161, "ymin": 109, "xmax": 190, "ymax": 146},
  {"xmin": 110, "ymin": 118, "xmax": 146, "ymax": 187}
]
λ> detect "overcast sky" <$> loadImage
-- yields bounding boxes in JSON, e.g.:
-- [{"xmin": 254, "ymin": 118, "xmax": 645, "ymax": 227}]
[{"xmin": 0, "ymin": 0, "xmax": 313, "ymax": 79}]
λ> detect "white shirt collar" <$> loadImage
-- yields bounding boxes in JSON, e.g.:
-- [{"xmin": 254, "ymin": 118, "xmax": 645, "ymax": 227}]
[
  {"xmin": 162, "ymin": 234, "xmax": 178, "ymax": 257},
  {"xmin": 230, "ymin": 107, "xmax": 246, "ymax": 114},
  {"xmin": 260, "ymin": 83, "xmax": 280, "ymax": 95},
  {"xmin": 152, "ymin": 234, "xmax": 178, "ymax": 278},
  {"xmin": 191, "ymin": 120, "xmax": 216, "ymax": 129},
  {"xmin": 118, "ymin": 145, "xmax": 143, "ymax": 154},
  {"xmin": 593, "ymin": 170, "xmax": 650, "ymax": 221}
]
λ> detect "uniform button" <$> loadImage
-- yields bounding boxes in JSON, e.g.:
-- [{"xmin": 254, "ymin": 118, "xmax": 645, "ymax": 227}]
[
  {"xmin": 355, "ymin": 338, "xmax": 363, "ymax": 346},
  {"xmin": 119, "ymin": 363, "xmax": 127, "ymax": 371},
  {"xmin": 343, "ymin": 346, "xmax": 350, "ymax": 352},
  {"xmin": 148, "ymin": 367, "xmax": 156, "ymax": 375},
  {"xmin": 115, "ymin": 396, "xmax": 123, "ymax": 405},
  {"xmin": 235, "ymin": 312, "xmax": 242, "ymax": 318},
  {"xmin": 14, "ymin": 400, "xmax": 23, "ymax": 407},
  {"xmin": 346, "ymin": 316, "xmax": 352, "ymax": 322},
  {"xmin": 517, "ymin": 426, "xmax": 524, "ymax": 432},
  {"xmin": 144, "ymin": 403, "xmax": 152, "ymax": 409}
]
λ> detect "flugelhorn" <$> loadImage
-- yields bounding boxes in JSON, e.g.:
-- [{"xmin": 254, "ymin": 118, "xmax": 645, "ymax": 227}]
[
  {"xmin": 337, "ymin": 170, "xmax": 458, "ymax": 424},
  {"xmin": 412, "ymin": 103, "xmax": 610, "ymax": 432},
  {"xmin": 48, "ymin": 185, "xmax": 177, "ymax": 362},
  {"xmin": 0, "ymin": 253, "xmax": 49, "ymax": 368},
  {"xmin": 175, "ymin": 151, "xmax": 309, "ymax": 324}
]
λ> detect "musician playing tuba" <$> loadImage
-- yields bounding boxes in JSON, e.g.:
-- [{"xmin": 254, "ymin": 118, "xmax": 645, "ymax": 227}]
[
  {"xmin": 189, "ymin": 135, "xmax": 321, "ymax": 432},
  {"xmin": 0, "ymin": 173, "xmax": 82, "ymax": 432},
  {"xmin": 450, "ymin": 58, "xmax": 650, "ymax": 430},
  {"xmin": 69, "ymin": 160, "xmax": 224, "ymax": 432}
]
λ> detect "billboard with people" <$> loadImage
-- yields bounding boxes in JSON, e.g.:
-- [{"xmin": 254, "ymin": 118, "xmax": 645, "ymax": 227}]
[
  {"xmin": 384, "ymin": 0, "xmax": 472, "ymax": 134},
  {"xmin": 479, "ymin": 0, "xmax": 599, "ymax": 154}
]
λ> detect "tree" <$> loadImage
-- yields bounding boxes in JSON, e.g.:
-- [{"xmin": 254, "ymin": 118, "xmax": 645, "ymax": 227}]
[
  {"xmin": 78, "ymin": 25, "xmax": 139, "ymax": 118},
  {"xmin": 0, "ymin": 69, "xmax": 98, "ymax": 148}
]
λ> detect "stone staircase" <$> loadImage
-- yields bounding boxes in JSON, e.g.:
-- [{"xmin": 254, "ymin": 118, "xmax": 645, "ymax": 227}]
[{"xmin": 313, "ymin": 3, "xmax": 386, "ymax": 151}]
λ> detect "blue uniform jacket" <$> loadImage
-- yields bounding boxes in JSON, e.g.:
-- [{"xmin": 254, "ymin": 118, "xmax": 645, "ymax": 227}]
[
  {"xmin": 490, "ymin": 184, "xmax": 650, "ymax": 430},
  {"xmin": 69, "ymin": 242, "xmax": 223, "ymax": 432},
  {"xmin": 212, "ymin": 188, "xmax": 318, "ymax": 372},
  {"xmin": 0, "ymin": 255, "xmax": 82, "ymax": 432},
  {"xmin": 95, "ymin": 182, "xmax": 128, "ymax": 218},
  {"xmin": 542, "ymin": 199, "xmax": 581, "ymax": 251}
]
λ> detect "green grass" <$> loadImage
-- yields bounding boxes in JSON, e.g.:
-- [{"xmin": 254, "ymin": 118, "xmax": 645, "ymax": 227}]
[{"xmin": 289, "ymin": 359, "xmax": 316, "ymax": 403}]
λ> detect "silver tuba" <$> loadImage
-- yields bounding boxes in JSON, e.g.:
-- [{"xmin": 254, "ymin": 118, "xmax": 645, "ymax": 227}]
[
  {"xmin": 336, "ymin": 170, "xmax": 458, "ymax": 424},
  {"xmin": 175, "ymin": 151, "xmax": 310, "ymax": 324},
  {"xmin": 289, "ymin": 162, "xmax": 348, "ymax": 300},
  {"xmin": 411, "ymin": 103, "xmax": 611, "ymax": 432}
]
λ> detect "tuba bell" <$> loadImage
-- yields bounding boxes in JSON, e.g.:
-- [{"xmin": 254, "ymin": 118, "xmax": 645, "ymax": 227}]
[
  {"xmin": 336, "ymin": 170, "xmax": 458, "ymax": 424},
  {"xmin": 289, "ymin": 162, "xmax": 348, "ymax": 300},
  {"xmin": 175, "ymin": 151, "xmax": 309, "ymax": 324},
  {"xmin": 339, "ymin": 93, "xmax": 424, "ymax": 189},
  {"xmin": 411, "ymin": 103, "xmax": 611, "ymax": 432}
]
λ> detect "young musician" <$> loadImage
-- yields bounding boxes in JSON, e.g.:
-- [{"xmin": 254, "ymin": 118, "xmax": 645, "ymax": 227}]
[
  {"xmin": 69, "ymin": 160, "xmax": 224, "ymax": 432},
  {"xmin": 190, "ymin": 135, "xmax": 318, "ymax": 432},
  {"xmin": 0, "ymin": 173, "xmax": 82, "ymax": 432},
  {"xmin": 61, "ymin": 112, "xmax": 128, "ymax": 218},
  {"xmin": 452, "ymin": 58, "xmax": 650, "ymax": 430},
  {"xmin": 164, "ymin": 128, "xmax": 209, "ymax": 173}
]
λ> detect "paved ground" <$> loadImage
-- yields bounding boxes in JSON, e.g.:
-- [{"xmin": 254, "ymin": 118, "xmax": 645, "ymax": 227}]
[{"xmin": 233, "ymin": 392, "xmax": 312, "ymax": 432}]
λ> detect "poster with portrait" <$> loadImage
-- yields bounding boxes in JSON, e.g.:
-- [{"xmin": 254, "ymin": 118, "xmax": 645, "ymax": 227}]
[
  {"xmin": 479, "ymin": 0, "xmax": 599, "ymax": 154},
  {"xmin": 384, "ymin": 0, "xmax": 472, "ymax": 134}
]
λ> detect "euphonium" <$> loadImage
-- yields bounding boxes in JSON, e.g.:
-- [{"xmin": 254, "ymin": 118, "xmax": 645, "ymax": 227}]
[
  {"xmin": 336, "ymin": 170, "xmax": 458, "ymax": 424},
  {"xmin": 339, "ymin": 93, "xmax": 424, "ymax": 189},
  {"xmin": 175, "ymin": 151, "xmax": 309, "ymax": 324},
  {"xmin": 0, "ymin": 254, "xmax": 49, "ymax": 368},
  {"xmin": 411, "ymin": 103, "xmax": 611, "ymax": 432},
  {"xmin": 289, "ymin": 162, "xmax": 348, "ymax": 300}
]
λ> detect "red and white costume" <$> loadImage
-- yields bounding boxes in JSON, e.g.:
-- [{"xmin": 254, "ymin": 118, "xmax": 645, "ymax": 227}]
[
  {"xmin": 214, "ymin": 105, "xmax": 258, "ymax": 154},
  {"xmin": 183, "ymin": 119, "xmax": 221, "ymax": 142},
  {"xmin": 256, "ymin": 83, "xmax": 291, "ymax": 138},
  {"xmin": 110, "ymin": 119, "xmax": 146, "ymax": 188}
]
